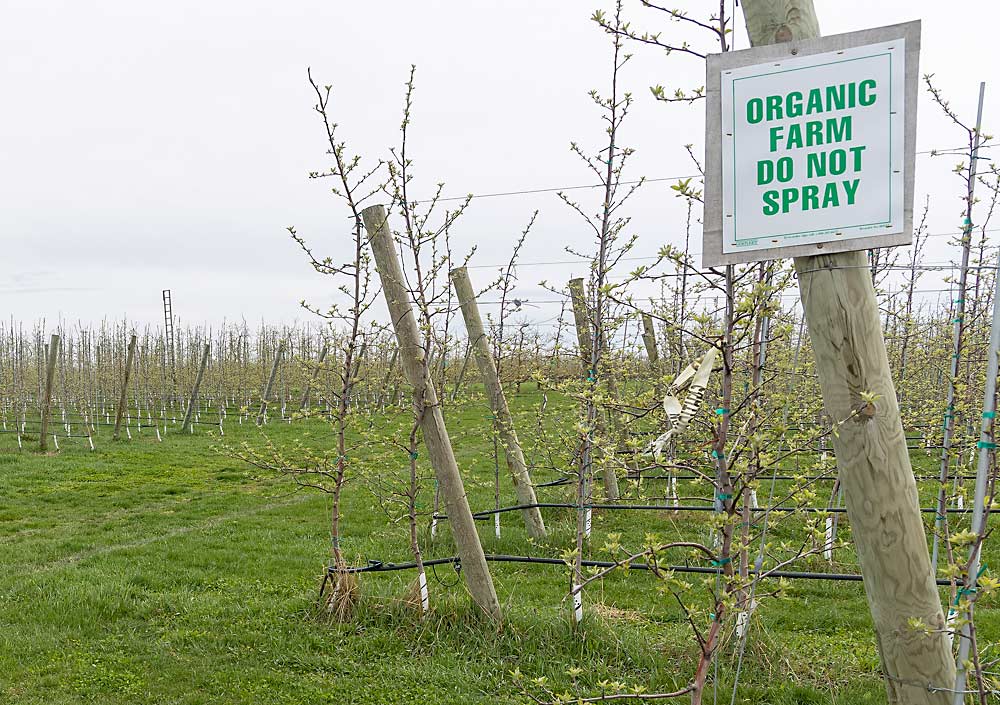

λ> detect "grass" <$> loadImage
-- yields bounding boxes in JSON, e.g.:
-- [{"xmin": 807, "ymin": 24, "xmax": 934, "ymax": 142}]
[{"xmin": 0, "ymin": 387, "xmax": 995, "ymax": 704}]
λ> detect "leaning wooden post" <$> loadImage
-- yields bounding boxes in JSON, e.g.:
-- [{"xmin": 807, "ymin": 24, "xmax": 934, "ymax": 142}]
[
  {"xmin": 569, "ymin": 277, "xmax": 620, "ymax": 500},
  {"xmin": 113, "ymin": 334, "xmax": 138, "ymax": 440},
  {"xmin": 39, "ymin": 334, "xmax": 59, "ymax": 452},
  {"xmin": 451, "ymin": 266, "xmax": 547, "ymax": 539},
  {"xmin": 300, "ymin": 344, "xmax": 328, "ymax": 410},
  {"xmin": 449, "ymin": 341, "xmax": 473, "ymax": 402},
  {"xmin": 568, "ymin": 278, "xmax": 592, "ymax": 377},
  {"xmin": 739, "ymin": 2, "xmax": 955, "ymax": 700},
  {"xmin": 376, "ymin": 347, "xmax": 399, "ymax": 408},
  {"xmin": 362, "ymin": 204, "xmax": 501, "ymax": 621},
  {"xmin": 181, "ymin": 343, "xmax": 210, "ymax": 433},
  {"xmin": 256, "ymin": 342, "xmax": 285, "ymax": 426},
  {"xmin": 641, "ymin": 313, "xmax": 659, "ymax": 363}
]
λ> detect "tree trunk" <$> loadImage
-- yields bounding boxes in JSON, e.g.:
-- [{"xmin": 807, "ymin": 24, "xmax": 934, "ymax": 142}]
[
  {"xmin": 568, "ymin": 277, "xmax": 620, "ymax": 500},
  {"xmin": 740, "ymin": 3, "xmax": 955, "ymax": 701}
]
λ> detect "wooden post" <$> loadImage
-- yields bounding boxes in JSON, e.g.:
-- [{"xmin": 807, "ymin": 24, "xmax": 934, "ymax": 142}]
[
  {"xmin": 741, "ymin": 2, "xmax": 955, "ymax": 700},
  {"xmin": 451, "ymin": 266, "xmax": 547, "ymax": 539},
  {"xmin": 300, "ymin": 344, "xmax": 328, "ymax": 410},
  {"xmin": 568, "ymin": 278, "xmax": 620, "ymax": 500},
  {"xmin": 256, "ymin": 342, "xmax": 285, "ymax": 426},
  {"xmin": 39, "ymin": 334, "xmax": 59, "ymax": 452},
  {"xmin": 362, "ymin": 204, "xmax": 501, "ymax": 621},
  {"xmin": 113, "ymin": 334, "xmax": 137, "ymax": 440},
  {"xmin": 568, "ymin": 278, "xmax": 592, "ymax": 376},
  {"xmin": 641, "ymin": 313, "xmax": 659, "ymax": 364},
  {"xmin": 181, "ymin": 343, "xmax": 210, "ymax": 433},
  {"xmin": 376, "ymin": 347, "xmax": 399, "ymax": 408},
  {"xmin": 449, "ymin": 342, "xmax": 473, "ymax": 402}
]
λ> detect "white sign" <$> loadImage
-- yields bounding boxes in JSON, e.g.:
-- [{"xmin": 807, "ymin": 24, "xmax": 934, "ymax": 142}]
[{"xmin": 703, "ymin": 22, "xmax": 919, "ymax": 267}]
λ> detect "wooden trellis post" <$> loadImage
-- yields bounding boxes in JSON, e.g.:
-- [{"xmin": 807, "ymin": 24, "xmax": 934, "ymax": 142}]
[
  {"xmin": 181, "ymin": 343, "xmax": 210, "ymax": 433},
  {"xmin": 362, "ymin": 204, "xmax": 501, "ymax": 621},
  {"xmin": 256, "ymin": 342, "xmax": 284, "ymax": 426},
  {"xmin": 39, "ymin": 334, "xmax": 59, "ymax": 452},
  {"xmin": 300, "ymin": 344, "xmax": 328, "ymax": 410},
  {"xmin": 451, "ymin": 266, "xmax": 547, "ymax": 539},
  {"xmin": 113, "ymin": 334, "xmax": 138, "ymax": 440},
  {"xmin": 739, "ymin": 2, "xmax": 956, "ymax": 700},
  {"xmin": 641, "ymin": 313, "xmax": 659, "ymax": 364}
]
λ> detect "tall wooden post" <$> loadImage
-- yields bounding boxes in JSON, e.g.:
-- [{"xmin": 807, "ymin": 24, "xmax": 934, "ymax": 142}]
[
  {"xmin": 300, "ymin": 344, "xmax": 328, "ymax": 410},
  {"xmin": 568, "ymin": 278, "xmax": 620, "ymax": 500},
  {"xmin": 362, "ymin": 204, "xmax": 501, "ymax": 621},
  {"xmin": 449, "ymin": 342, "xmax": 473, "ymax": 402},
  {"xmin": 568, "ymin": 278, "xmax": 592, "ymax": 376},
  {"xmin": 256, "ymin": 342, "xmax": 284, "ymax": 426},
  {"xmin": 641, "ymin": 313, "xmax": 659, "ymax": 364},
  {"xmin": 740, "ymin": 2, "xmax": 955, "ymax": 700},
  {"xmin": 113, "ymin": 334, "xmax": 138, "ymax": 440},
  {"xmin": 451, "ymin": 266, "xmax": 547, "ymax": 539},
  {"xmin": 181, "ymin": 343, "xmax": 210, "ymax": 433},
  {"xmin": 39, "ymin": 334, "xmax": 59, "ymax": 452},
  {"xmin": 376, "ymin": 347, "xmax": 399, "ymax": 408}
]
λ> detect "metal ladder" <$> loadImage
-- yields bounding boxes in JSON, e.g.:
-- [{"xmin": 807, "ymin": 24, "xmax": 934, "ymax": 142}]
[{"xmin": 162, "ymin": 289, "xmax": 177, "ymax": 403}]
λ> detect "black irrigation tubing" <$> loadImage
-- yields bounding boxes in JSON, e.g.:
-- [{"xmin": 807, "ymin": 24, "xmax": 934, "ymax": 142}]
[
  {"xmin": 331, "ymin": 553, "xmax": 954, "ymax": 586},
  {"xmin": 432, "ymin": 503, "xmax": 998, "ymax": 521},
  {"xmin": 533, "ymin": 472, "xmax": 980, "ymax": 486}
]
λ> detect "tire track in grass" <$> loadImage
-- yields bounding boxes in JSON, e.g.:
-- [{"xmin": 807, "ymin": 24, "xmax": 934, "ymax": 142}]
[{"xmin": 14, "ymin": 490, "xmax": 320, "ymax": 579}]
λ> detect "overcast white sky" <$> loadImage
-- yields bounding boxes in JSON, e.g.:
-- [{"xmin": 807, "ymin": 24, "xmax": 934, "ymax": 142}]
[{"xmin": 2, "ymin": 1, "xmax": 997, "ymax": 333}]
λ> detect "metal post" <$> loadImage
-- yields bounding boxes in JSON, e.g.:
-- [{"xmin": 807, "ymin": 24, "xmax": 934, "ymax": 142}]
[
  {"xmin": 952, "ymin": 190, "xmax": 1000, "ymax": 701},
  {"xmin": 933, "ymin": 81, "xmax": 987, "ymax": 570}
]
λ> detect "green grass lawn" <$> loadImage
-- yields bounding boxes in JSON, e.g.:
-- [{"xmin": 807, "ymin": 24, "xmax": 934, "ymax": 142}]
[{"xmin": 1, "ymin": 389, "xmax": 995, "ymax": 704}]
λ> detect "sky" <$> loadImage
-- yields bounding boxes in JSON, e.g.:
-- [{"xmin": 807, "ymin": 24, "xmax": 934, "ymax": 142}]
[{"xmin": 2, "ymin": 0, "xmax": 998, "ymax": 334}]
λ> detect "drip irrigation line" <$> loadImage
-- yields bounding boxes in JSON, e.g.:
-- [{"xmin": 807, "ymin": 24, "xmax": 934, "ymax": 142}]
[
  {"xmin": 533, "ymin": 472, "xmax": 979, "ymax": 486},
  {"xmin": 432, "ymin": 502, "xmax": 994, "ymax": 520},
  {"xmin": 331, "ymin": 553, "xmax": 955, "ymax": 586}
]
